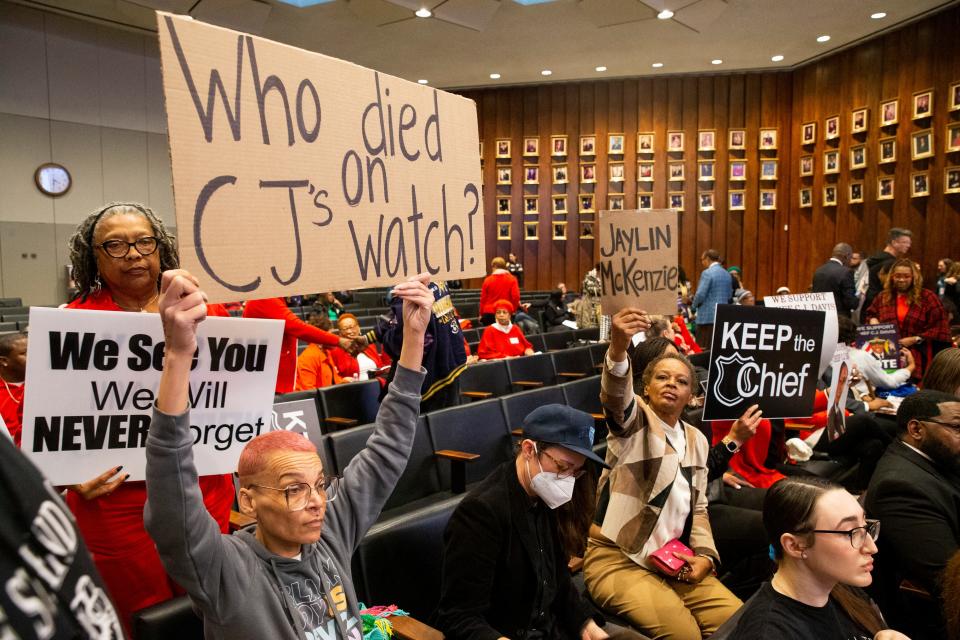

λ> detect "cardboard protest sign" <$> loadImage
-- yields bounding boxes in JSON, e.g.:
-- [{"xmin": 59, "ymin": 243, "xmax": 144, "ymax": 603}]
[
  {"xmin": 21, "ymin": 308, "xmax": 282, "ymax": 484},
  {"xmin": 823, "ymin": 346, "xmax": 851, "ymax": 443},
  {"xmin": 703, "ymin": 304, "xmax": 826, "ymax": 421},
  {"xmin": 855, "ymin": 323, "xmax": 900, "ymax": 373},
  {"xmin": 597, "ymin": 209, "xmax": 679, "ymax": 315},
  {"xmin": 764, "ymin": 292, "xmax": 837, "ymax": 376},
  {"xmin": 157, "ymin": 13, "xmax": 484, "ymax": 303}
]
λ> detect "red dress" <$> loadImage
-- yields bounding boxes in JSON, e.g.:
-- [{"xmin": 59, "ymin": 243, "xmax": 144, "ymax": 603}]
[
  {"xmin": 65, "ymin": 288, "xmax": 235, "ymax": 628},
  {"xmin": 0, "ymin": 380, "xmax": 24, "ymax": 446},
  {"xmin": 243, "ymin": 297, "xmax": 341, "ymax": 393},
  {"xmin": 708, "ymin": 418, "xmax": 785, "ymax": 488},
  {"xmin": 478, "ymin": 324, "xmax": 533, "ymax": 360},
  {"xmin": 480, "ymin": 271, "xmax": 521, "ymax": 315},
  {"xmin": 329, "ymin": 343, "xmax": 392, "ymax": 380}
]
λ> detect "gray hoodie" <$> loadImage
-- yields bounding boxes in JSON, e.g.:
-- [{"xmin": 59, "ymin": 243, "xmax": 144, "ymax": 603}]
[{"xmin": 145, "ymin": 365, "xmax": 425, "ymax": 640}]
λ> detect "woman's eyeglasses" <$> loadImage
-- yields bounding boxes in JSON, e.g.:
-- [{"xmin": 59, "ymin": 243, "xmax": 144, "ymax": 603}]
[
  {"xmin": 98, "ymin": 236, "xmax": 159, "ymax": 258},
  {"xmin": 539, "ymin": 449, "xmax": 585, "ymax": 480},
  {"xmin": 248, "ymin": 476, "xmax": 339, "ymax": 511},
  {"xmin": 808, "ymin": 519, "xmax": 880, "ymax": 549}
]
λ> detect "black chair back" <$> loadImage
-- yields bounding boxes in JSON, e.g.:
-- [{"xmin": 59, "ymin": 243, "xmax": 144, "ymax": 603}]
[
  {"xmin": 543, "ymin": 330, "xmax": 576, "ymax": 351},
  {"xmin": 319, "ymin": 379, "xmax": 381, "ymax": 429},
  {"xmin": 507, "ymin": 353, "xmax": 557, "ymax": 387},
  {"xmin": 427, "ymin": 399, "xmax": 512, "ymax": 488},
  {"xmin": 550, "ymin": 346, "xmax": 596, "ymax": 380},
  {"xmin": 500, "ymin": 386, "xmax": 566, "ymax": 432},
  {"xmin": 132, "ymin": 595, "xmax": 203, "ymax": 640},
  {"xmin": 457, "ymin": 360, "xmax": 511, "ymax": 400}
]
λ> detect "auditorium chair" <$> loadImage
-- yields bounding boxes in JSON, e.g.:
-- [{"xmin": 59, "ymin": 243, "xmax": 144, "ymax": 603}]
[
  {"xmin": 688, "ymin": 350, "xmax": 711, "ymax": 370},
  {"xmin": 560, "ymin": 377, "xmax": 607, "ymax": 455},
  {"xmin": 506, "ymin": 353, "xmax": 557, "ymax": 389},
  {"xmin": 131, "ymin": 595, "xmax": 203, "ymax": 640},
  {"xmin": 427, "ymin": 399, "xmax": 512, "ymax": 494},
  {"xmin": 273, "ymin": 389, "xmax": 326, "ymax": 441},
  {"xmin": 525, "ymin": 332, "xmax": 547, "ymax": 352},
  {"xmin": 542, "ymin": 330, "xmax": 577, "ymax": 351},
  {"xmin": 456, "ymin": 301, "xmax": 479, "ymax": 318},
  {"xmin": 574, "ymin": 327, "xmax": 600, "ymax": 342},
  {"xmin": 550, "ymin": 346, "xmax": 597, "ymax": 380},
  {"xmin": 460, "ymin": 327, "xmax": 480, "ymax": 343},
  {"xmin": 319, "ymin": 379, "xmax": 381, "ymax": 430},
  {"xmin": 0, "ymin": 297, "xmax": 22, "ymax": 307},
  {"xmin": 500, "ymin": 386, "xmax": 566, "ymax": 435},
  {"xmin": 456, "ymin": 360, "xmax": 512, "ymax": 401},
  {"xmin": 588, "ymin": 342, "xmax": 608, "ymax": 370}
]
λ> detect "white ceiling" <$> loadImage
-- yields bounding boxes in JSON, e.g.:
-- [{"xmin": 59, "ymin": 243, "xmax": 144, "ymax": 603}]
[{"xmin": 15, "ymin": 0, "xmax": 956, "ymax": 89}]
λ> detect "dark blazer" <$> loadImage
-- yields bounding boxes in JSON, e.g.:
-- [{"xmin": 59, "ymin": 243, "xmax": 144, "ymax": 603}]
[
  {"xmin": 435, "ymin": 461, "xmax": 596, "ymax": 640},
  {"xmin": 812, "ymin": 258, "xmax": 859, "ymax": 316}
]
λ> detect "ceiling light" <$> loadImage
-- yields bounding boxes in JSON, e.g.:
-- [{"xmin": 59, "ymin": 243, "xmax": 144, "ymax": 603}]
[
  {"xmin": 771, "ymin": 55, "xmax": 784, "ymax": 62},
  {"xmin": 817, "ymin": 34, "xmax": 831, "ymax": 42},
  {"xmin": 415, "ymin": 7, "xmax": 431, "ymax": 18},
  {"xmin": 417, "ymin": 79, "xmax": 428, "ymax": 84},
  {"xmin": 711, "ymin": 59, "xmax": 722, "ymax": 65},
  {"xmin": 541, "ymin": 69, "xmax": 553, "ymax": 76},
  {"xmin": 871, "ymin": 12, "xmax": 887, "ymax": 19},
  {"xmin": 651, "ymin": 62, "xmax": 664, "ymax": 68},
  {"xmin": 595, "ymin": 66, "xmax": 607, "ymax": 72},
  {"xmin": 489, "ymin": 73, "xmax": 501, "ymax": 79},
  {"xmin": 657, "ymin": 9, "xmax": 674, "ymax": 19}
]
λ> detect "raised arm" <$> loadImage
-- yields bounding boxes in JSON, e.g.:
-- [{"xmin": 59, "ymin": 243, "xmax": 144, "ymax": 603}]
[{"xmin": 601, "ymin": 308, "xmax": 650, "ymax": 438}]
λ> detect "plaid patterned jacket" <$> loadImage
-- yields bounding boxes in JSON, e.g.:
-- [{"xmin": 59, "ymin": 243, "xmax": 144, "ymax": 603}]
[
  {"xmin": 865, "ymin": 289, "xmax": 951, "ymax": 376},
  {"xmin": 595, "ymin": 359, "xmax": 719, "ymax": 567}
]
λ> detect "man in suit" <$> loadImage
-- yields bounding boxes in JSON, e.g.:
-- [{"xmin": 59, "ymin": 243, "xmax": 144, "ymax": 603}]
[
  {"xmin": 692, "ymin": 249, "xmax": 733, "ymax": 349},
  {"xmin": 812, "ymin": 242, "xmax": 860, "ymax": 316},
  {"xmin": 864, "ymin": 389, "xmax": 960, "ymax": 638}
]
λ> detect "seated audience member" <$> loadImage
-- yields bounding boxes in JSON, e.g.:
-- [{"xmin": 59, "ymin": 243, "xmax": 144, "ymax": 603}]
[
  {"xmin": 646, "ymin": 315, "xmax": 701, "ymax": 355},
  {"xmin": 727, "ymin": 266, "xmax": 743, "ymax": 299},
  {"xmin": 921, "ymin": 347, "xmax": 960, "ymax": 395},
  {"xmin": 937, "ymin": 258, "xmax": 956, "ymax": 299},
  {"xmin": 734, "ymin": 289, "xmax": 755, "ymax": 306},
  {"xmin": 437, "ymin": 405, "xmax": 646, "ymax": 640},
  {"xmin": 720, "ymin": 477, "xmax": 907, "ymax": 640},
  {"xmin": 295, "ymin": 312, "xmax": 347, "ymax": 390},
  {"xmin": 576, "ymin": 268, "xmax": 602, "ymax": 329},
  {"xmin": 557, "ymin": 281, "xmax": 578, "ymax": 305},
  {"xmin": 585, "ymin": 309, "xmax": 742, "ymax": 639},
  {"xmin": 943, "ymin": 552, "xmax": 960, "ymax": 640},
  {"xmin": 776, "ymin": 286, "xmax": 791, "ymax": 295},
  {"xmin": 0, "ymin": 331, "xmax": 26, "ymax": 447},
  {"xmin": 329, "ymin": 313, "xmax": 392, "ymax": 381},
  {"xmin": 145, "ymin": 270, "xmax": 433, "ymax": 640},
  {"xmin": 544, "ymin": 288, "xmax": 577, "ymax": 332},
  {"xmin": 317, "ymin": 291, "xmax": 344, "ymax": 322},
  {"xmin": 838, "ymin": 317, "xmax": 914, "ymax": 402},
  {"xmin": 865, "ymin": 389, "xmax": 960, "ymax": 638},
  {"xmin": 865, "ymin": 258, "xmax": 951, "ymax": 379},
  {"xmin": 480, "ymin": 257, "xmax": 521, "ymax": 325},
  {"xmin": 478, "ymin": 300, "xmax": 535, "ymax": 360}
]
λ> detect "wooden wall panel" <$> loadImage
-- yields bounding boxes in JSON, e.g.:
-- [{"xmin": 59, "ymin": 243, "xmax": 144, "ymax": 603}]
[{"xmin": 462, "ymin": 5, "xmax": 960, "ymax": 294}]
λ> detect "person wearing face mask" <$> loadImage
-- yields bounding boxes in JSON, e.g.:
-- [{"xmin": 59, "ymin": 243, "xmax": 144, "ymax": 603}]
[
  {"xmin": 436, "ymin": 404, "xmax": 643, "ymax": 640},
  {"xmin": 478, "ymin": 299, "xmax": 535, "ymax": 360}
]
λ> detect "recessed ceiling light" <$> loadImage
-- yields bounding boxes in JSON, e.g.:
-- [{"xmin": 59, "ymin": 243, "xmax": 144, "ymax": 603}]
[
  {"xmin": 415, "ymin": 7, "xmax": 431, "ymax": 18},
  {"xmin": 417, "ymin": 79, "xmax": 428, "ymax": 84},
  {"xmin": 871, "ymin": 12, "xmax": 887, "ymax": 19},
  {"xmin": 711, "ymin": 59, "xmax": 722, "ymax": 65},
  {"xmin": 817, "ymin": 34, "xmax": 831, "ymax": 42},
  {"xmin": 595, "ymin": 65, "xmax": 607, "ymax": 72},
  {"xmin": 657, "ymin": 9, "xmax": 674, "ymax": 19},
  {"xmin": 651, "ymin": 62, "xmax": 664, "ymax": 68},
  {"xmin": 771, "ymin": 54, "xmax": 784, "ymax": 62},
  {"xmin": 489, "ymin": 73, "xmax": 501, "ymax": 79}
]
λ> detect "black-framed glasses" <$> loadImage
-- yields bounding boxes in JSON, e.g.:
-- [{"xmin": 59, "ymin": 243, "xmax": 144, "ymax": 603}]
[
  {"xmin": 538, "ymin": 448, "xmax": 585, "ymax": 480},
  {"xmin": 920, "ymin": 418, "xmax": 960, "ymax": 434},
  {"xmin": 97, "ymin": 236, "xmax": 159, "ymax": 258},
  {"xmin": 808, "ymin": 519, "xmax": 880, "ymax": 549},
  {"xmin": 248, "ymin": 476, "xmax": 339, "ymax": 511}
]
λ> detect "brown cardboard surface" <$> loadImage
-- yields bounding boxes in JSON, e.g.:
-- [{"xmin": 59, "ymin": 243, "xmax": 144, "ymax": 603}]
[
  {"xmin": 597, "ymin": 209, "xmax": 679, "ymax": 315},
  {"xmin": 156, "ymin": 12, "xmax": 484, "ymax": 303}
]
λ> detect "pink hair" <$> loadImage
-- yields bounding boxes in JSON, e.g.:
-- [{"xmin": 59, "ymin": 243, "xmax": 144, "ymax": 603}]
[{"xmin": 237, "ymin": 430, "xmax": 317, "ymax": 479}]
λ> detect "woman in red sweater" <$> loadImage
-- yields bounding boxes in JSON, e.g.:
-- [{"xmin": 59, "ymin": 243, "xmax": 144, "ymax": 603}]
[
  {"xmin": 480, "ymin": 257, "xmax": 521, "ymax": 325},
  {"xmin": 0, "ymin": 332, "xmax": 26, "ymax": 446},
  {"xmin": 478, "ymin": 300, "xmax": 535, "ymax": 360},
  {"xmin": 64, "ymin": 202, "xmax": 235, "ymax": 630}
]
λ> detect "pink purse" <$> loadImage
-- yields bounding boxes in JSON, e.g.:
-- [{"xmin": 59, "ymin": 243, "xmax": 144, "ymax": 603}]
[{"xmin": 648, "ymin": 539, "xmax": 694, "ymax": 576}]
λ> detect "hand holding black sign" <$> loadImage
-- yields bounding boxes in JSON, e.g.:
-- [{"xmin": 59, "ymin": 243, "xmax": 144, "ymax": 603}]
[{"xmin": 702, "ymin": 305, "xmax": 826, "ymax": 421}]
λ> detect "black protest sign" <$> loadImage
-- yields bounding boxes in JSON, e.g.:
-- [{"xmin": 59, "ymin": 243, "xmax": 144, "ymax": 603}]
[{"xmin": 702, "ymin": 304, "xmax": 826, "ymax": 420}]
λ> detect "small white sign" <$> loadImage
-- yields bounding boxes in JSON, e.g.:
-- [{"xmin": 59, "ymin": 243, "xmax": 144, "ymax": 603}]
[{"xmin": 764, "ymin": 291, "xmax": 838, "ymax": 376}]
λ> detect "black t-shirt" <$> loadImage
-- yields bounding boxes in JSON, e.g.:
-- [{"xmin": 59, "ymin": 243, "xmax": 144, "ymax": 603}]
[{"xmin": 731, "ymin": 583, "xmax": 871, "ymax": 640}]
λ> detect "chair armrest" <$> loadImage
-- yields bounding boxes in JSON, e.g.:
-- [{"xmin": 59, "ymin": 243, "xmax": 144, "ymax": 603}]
[
  {"xmin": 558, "ymin": 372, "xmax": 587, "ymax": 379},
  {"xmin": 512, "ymin": 380, "xmax": 544, "ymax": 388},
  {"xmin": 435, "ymin": 450, "xmax": 480, "ymax": 462},
  {"xmin": 511, "ymin": 428, "xmax": 523, "ymax": 437},
  {"xmin": 784, "ymin": 421, "xmax": 808, "ymax": 431},
  {"xmin": 435, "ymin": 450, "xmax": 480, "ymax": 494},
  {"xmin": 568, "ymin": 556, "xmax": 584, "ymax": 574},
  {"xmin": 589, "ymin": 413, "xmax": 604, "ymax": 421},
  {"xmin": 230, "ymin": 510, "xmax": 256, "ymax": 532},
  {"xmin": 391, "ymin": 616, "xmax": 444, "ymax": 640},
  {"xmin": 460, "ymin": 391, "xmax": 492, "ymax": 400},
  {"xmin": 325, "ymin": 416, "xmax": 359, "ymax": 428}
]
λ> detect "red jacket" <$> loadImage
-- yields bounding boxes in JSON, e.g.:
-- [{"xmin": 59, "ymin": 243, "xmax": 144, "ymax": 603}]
[
  {"xmin": 478, "ymin": 324, "xmax": 533, "ymax": 360},
  {"xmin": 243, "ymin": 297, "xmax": 340, "ymax": 393},
  {"xmin": 329, "ymin": 343, "xmax": 392, "ymax": 380},
  {"xmin": 480, "ymin": 271, "xmax": 521, "ymax": 315},
  {"xmin": 64, "ymin": 287, "xmax": 234, "ymax": 627},
  {"xmin": 0, "ymin": 381, "xmax": 23, "ymax": 447}
]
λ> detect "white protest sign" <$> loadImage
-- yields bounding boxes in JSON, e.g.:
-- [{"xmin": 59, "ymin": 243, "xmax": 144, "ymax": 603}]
[
  {"xmin": 157, "ymin": 13, "xmax": 485, "ymax": 303},
  {"xmin": 21, "ymin": 308, "xmax": 282, "ymax": 485},
  {"xmin": 764, "ymin": 292, "xmax": 838, "ymax": 376}
]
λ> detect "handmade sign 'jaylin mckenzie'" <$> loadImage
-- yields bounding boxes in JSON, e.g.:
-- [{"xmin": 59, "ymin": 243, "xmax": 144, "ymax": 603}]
[{"xmin": 157, "ymin": 13, "xmax": 484, "ymax": 303}]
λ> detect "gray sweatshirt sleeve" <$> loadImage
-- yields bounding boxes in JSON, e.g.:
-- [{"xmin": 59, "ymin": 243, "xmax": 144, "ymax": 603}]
[
  {"xmin": 323, "ymin": 364, "xmax": 425, "ymax": 555},
  {"xmin": 144, "ymin": 407, "xmax": 241, "ymax": 622}
]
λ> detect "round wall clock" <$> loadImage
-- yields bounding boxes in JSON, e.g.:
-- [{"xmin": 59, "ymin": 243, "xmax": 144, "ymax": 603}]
[{"xmin": 35, "ymin": 163, "xmax": 72, "ymax": 197}]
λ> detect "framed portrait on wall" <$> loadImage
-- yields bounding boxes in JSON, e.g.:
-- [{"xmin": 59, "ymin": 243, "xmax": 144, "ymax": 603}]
[
  {"xmin": 580, "ymin": 135, "xmax": 596, "ymax": 156},
  {"xmin": 668, "ymin": 161, "xmax": 685, "ymax": 181},
  {"xmin": 524, "ymin": 195, "xmax": 539, "ymax": 214},
  {"xmin": 552, "ymin": 195, "xmax": 568, "ymax": 214},
  {"xmin": 822, "ymin": 184, "xmax": 837, "ymax": 207},
  {"xmin": 759, "ymin": 128, "xmax": 777, "ymax": 150},
  {"xmin": 497, "ymin": 197, "xmax": 510, "ymax": 215},
  {"xmin": 608, "ymin": 194, "xmax": 625, "ymax": 211},
  {"xmin": 912, "ymin": 129, "xmax": 933, "ymax": 160},
  {"xmin": 496, "ymin": 139, "xmax": 511, "ymax": 159},
  {"xmin": 523, "ymin": 137, "xmax": 539, "ymax": 157},
  {"xmin": 760, "ymin": 189, "xmax": 777, "ymax": 210},
  {"xmin": 497, "ymin": 221, "xmax": 511, "ymax": 240},
  {"xmin": 799, "ymin": 187, "xmax": 812, "ymax": 209},
  {"xmin": 878, "ymin": 176, "xmax": 894, "ymax": 200},
  {"xmin": 698, "ymin": 160, "xmax": 715, "ymax": 181},
  {"xmin": 850, "ymin": 144, "xmax": 867, "ymax": 170},
  {"xmin": 667, "ymin": 131, "xmax": 685, "ymax": 153},
  {"xmin": 760, "ymin": 159, "xmax": 778, "ymax": 181},
  {"xmin": 579, "ymin": 193, "xmax": 595, "ymax": 213},
  {"xmin": 497, "ymin": 166, "xmax": 512, "ymax": 185},
  {"xmin": 824, "ymin": 150, "xmax": 840, "ymax": 175},
  {"xmin": 947, "ymin": 123, "xmax": 960, "ymax": 152},
  {"xmin": 637, "ymin": 132, "xmax": 655, "ymax": 154},
  {"xmin": 552, "ymin": 164, "xmax": 569, "ymax": 184},
  {"xmin": 728, "ymin": 129, "xmax": 746, "ymax": 150},
  {"xmin": 951, "ymin": 82, "xmax": 960, "ymax": 112},
  {"xmin": 524, "ymin": 165, "xmax": 539, "ymax": 184},
  {"xmin": 801, "ymin": 122, "xmax": 816, "ymax": 145},
  {"xmin": 729, "ymin": 160, "xmax": 747, "ymax": 181},
  {"xmin": 879, "ymin": 137, "xmax": 897, "ymax": 164},
  {"xmin": 698, "ymin": 191, "xmax": 715, "ymax": 212},
  {"xmin": 911, "ymin": 171, "xmax": 930, "ymax": 197},
  {"xmin": 800, "ymin": 155, "xmax": 814, "ymax": 177},
  {"xmin": 637, "ymin": 161, "xmax": 654, "ymax": 182},
  {"xmin": 580, "ymin": 221, "xmax": 595, "ymax": 239},
  {"xmin": 609, "ymin": 162, "xmax": 625, "ymax": 182},
  {"xmin": 824, "ymin": 115, "xmax": 840, "ymax": 141},
  {"xmin": 880, "ymin": 99, "xmax": 898, "ymax": 127},
  {"xmin": 524, "ymin": 221, "xmax": 538, "ymax": 240},
  {"xmin": 668, "ymin": 192, "xmax": 685, "ymax": 211},
  {"xmin": 608, "ymin": 134, "xmax": 625, "ymax": 154},
  {"xmin": 637, "ymin": 192, "xmax": 653, "ymax": 209},
  {"xmin": 851, "ymin": 108, "xmax": 868, "ymax": 134},
  {"xmin": 551, "ymin": 135, "xmax": 568, "ymax": 157},
  {"xmin": 729, "ymin": 190, "xmax": 746, "ymax": 211},
  {"xmin": 698, "ymin": 130, "xmax": 716, "ymax": 151},
  {"xmin": 849, "ymin": 182, "xmax": 864, "ymax": 204},
  {"xmin": 580, "ymin": 163, "xmax": 597, "ymax": 183},
  {"xmin": 945, "ymin": 166, "xmax": 960, "ymax": 194},
  {"xmin": 913, "ymin": 89, "xmax": 934, "ymax": 120},
  {"xmin": 552, "ymin": 221, "xmax": 567, "ymax": 240}
]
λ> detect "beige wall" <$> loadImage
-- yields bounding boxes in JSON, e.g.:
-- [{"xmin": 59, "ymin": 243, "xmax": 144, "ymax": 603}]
[{"xmin": 0, "ymin": 2, "xmax": 175, "ymax": 305}]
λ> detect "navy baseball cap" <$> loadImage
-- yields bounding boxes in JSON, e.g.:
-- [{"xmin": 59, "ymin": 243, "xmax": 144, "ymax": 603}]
[{"xmin": 521, "ymin": 404, "xmax": 609, "ymax": 468}]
